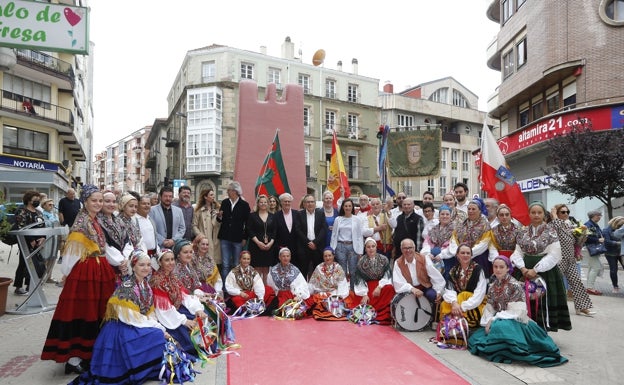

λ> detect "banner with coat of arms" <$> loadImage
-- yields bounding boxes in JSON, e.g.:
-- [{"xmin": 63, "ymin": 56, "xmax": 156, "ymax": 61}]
[{"xmin": 387, "ymin": 129, "xmax": 441, "ymax": 177}]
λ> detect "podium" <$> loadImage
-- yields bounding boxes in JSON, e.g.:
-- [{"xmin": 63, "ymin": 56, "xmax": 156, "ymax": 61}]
[{"xmin": 6, "ymin": 223, "xmax": 69, "ymax": 315}]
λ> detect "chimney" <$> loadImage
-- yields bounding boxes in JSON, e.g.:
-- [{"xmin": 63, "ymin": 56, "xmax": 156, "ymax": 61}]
[
  {"xmin": 352, "ymin": 58, "xmax": 358, "ymax": 75},
  {"xmin": 260, "ymin": 45, "xmax": 267, "ymax": 55},
  {"xmin": 281, "ymin": 36, "xmax": 295, "ymax": 60},
  {"xmin": 383, "ymin": 82, "xmax": 394, "ymax": 94},
  {"xmin": 337, "ymin": 60, "xmax": 343, "ymax": 71}
]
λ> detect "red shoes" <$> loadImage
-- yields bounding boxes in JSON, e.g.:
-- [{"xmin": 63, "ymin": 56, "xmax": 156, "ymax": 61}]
[{"xmin": 586, "ymin": 288, "xmax": 603, "ymax": 296}]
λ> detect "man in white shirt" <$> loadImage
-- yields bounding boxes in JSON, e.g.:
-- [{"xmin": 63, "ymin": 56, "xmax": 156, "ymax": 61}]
[
  {"xmin": 357, "ymin": 194, "xmax": 371, "ymax": 217},
  {"xmin": 136, "ymin": 194, "xmax": 159, "ymax": 269},
  {"xmin": 361, "ymin": 198, "xmax": 393, "ymax": 256},
  {"xmin": 484, "ymin": 197, "xmax": 499, "ymax": 227},
  {"xmin": 392, "ymin": 238, "xmax": 445, "ymax": 303},
  {"xmin": 454, "ymin": 182, "xmax": 469, "ymax": 213}
]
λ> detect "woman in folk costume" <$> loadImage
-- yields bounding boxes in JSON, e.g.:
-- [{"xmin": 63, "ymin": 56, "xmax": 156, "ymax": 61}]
[
  {"xmin": 98, "ymin": 191, "xmax": 130, "ymax": 285},
  {"xmin": 489, "ymin": 204, "xmax": 520, "ymax": 260},
  {"xmin": 348, "ymin": 238, "xmax": 396, "ymax": 325},
  {"xmin": 192, "ymin": 234, "xmax": 223, "ymax": 295},
  {"xmin": 71, "ymin": 250, "xmax": 168, "ymax": 385},
  {"xmin": 510, "ymin": 201, "xmax": 571, "ymax": 331},
  {"xmin": 421, "ymin": 205, "xmax": 455, "ymax": 280},
  {"xmin": 440, "ymin": 244, "xmax": 488, "ymax": 328},
  {"xmin": 449, "ymin": 197, "xmax": 492, "ymax": 278},
  {"xmin": 469, "ymin": 256, "xmax": 568, "ymax": 367},
  {"xmin": 266, "ymin": 247, "xmax": 311, "ymax": 309},
  {"xmin": 118, "ymin": 193, "xmax": 144, "ymax": 256},
  {"xmin": 150, "ymin": 249, "xmax": 207, "ymax": 357},
  {"xmin": 308, "ymin": 247, "xmax": 350, "ymax": 320},
  {"xmin": 41, "ymin": 185, "xmax": 117, "ymax": 375},
  {"xmin": 225, "ymin": 250, "xmax": 276, "ymax": 310},
  {"xmin": 442, "ymin": 192, "xmax": 467, "ymax": 225}
]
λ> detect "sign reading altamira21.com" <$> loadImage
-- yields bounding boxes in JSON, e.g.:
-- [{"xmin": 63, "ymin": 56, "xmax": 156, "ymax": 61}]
[{"xmin": 0, "ymin": 1, "xmax": 89, "ymax": 54}]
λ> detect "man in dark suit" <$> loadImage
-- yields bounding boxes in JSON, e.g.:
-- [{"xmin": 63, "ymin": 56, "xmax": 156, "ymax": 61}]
[
  {"xmin": 392, "ymin": 197, "xmax": 424, "ymax": 259},
  {"xmin": 274, "ymin": 192, "xmax": 301, "ymax": 268},
  {"xmin": 296, "ymin": 194, "xmax": 328, "ymax": 279},
  {"xmin": 217, "ymin": 181, "xmax": 250, "ymax": 280}
]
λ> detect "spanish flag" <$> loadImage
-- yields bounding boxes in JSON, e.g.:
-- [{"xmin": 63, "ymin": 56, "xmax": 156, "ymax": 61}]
[{"xmin": 328, "ymin": 130, "xmax": 350, "ymax": 207}]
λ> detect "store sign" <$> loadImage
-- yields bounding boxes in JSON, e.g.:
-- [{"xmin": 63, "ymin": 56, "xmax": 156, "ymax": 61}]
[
  {"xmin": 517, "ymin": 175, "xmax": 553, "ymax": 192},
  {"xmin": 0, "ymin": 155, "xmax": 59, "ymax": 172},
  {"xmin": 499, "ymin": 104, "xmax": 624, "ymax": 155},
  {"xmin": 0, "ymin": 1, "xmax": 89, "ymax": 54}
]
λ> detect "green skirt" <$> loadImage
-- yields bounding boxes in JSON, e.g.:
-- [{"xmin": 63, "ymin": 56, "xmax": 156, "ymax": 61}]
[{"xmin": 519, "ymin": 254, "xmax": 572, "ymax": 332}]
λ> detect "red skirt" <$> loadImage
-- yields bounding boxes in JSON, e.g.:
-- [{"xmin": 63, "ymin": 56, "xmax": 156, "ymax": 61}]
[
  {"xmin": 347, "ymin": 281, "xmax": 395, "ymax": 325},
  {"xmin": 41, "ymin": 256, "xmax": 116, "ymax": 362},
  {"xmin": 230, "ymin": 286, "xmax": 276, "ymax": 309}
]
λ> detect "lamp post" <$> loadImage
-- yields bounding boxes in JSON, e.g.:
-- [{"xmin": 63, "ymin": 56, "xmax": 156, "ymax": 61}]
[{"xmin": 175, "ymin": 112, "xmax": 187, "ymax": 180}]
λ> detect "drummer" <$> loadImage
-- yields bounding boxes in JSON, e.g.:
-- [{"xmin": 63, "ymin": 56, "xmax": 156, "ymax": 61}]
[{"xmin": 392, "ymin": 238, "xmax": 445, "ymax": 304}]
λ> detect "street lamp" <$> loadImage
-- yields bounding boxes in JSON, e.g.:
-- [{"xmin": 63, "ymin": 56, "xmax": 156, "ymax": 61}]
[{"xmin": 175, "ymin": 112, "xmax": 187, "ymax": 180}]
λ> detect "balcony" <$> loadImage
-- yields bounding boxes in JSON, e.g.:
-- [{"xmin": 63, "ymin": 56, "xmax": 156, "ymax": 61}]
[
  {"xmin": 15, "ymin": 49, "xmax": 74, "ymax": 90},
  {"xmin": 165, "ymin": 129, "xmax": 180, "ymax": 147},
  {"xmin": 305, "ymin": 165, "xmax": 316, "ymax": 182},
  {"xmin": 0, "ymin": 91, "xmax": 74, "ymax": 128},
  {"xmin": 322, "ymin": 124, "xmax": 369, "ymax": 143},
  {"xmin": 132, "ymin": 145, "xmax": 143, "ymax": 153},
  {"xmin": 347, "ymin": 166, "xmax": 369, "ymax": 181},
  {"xmin": 145, "ymin": 154, "xmax": 157, "ymax": 168}
]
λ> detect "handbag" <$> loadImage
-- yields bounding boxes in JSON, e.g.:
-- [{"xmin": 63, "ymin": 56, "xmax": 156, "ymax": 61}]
[
  {"xmin": 586, "ymin": 242, "xmax": 606, "ymax": 256},
  {"xmin": 435, "ymin": 315, "xmax": 469, "ymax": 349}
]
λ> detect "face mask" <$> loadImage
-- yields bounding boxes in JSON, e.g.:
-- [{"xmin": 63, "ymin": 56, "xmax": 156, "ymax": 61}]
[{"xmin": 32, "ymin": 201, "xmax": 40, "ymax": 208}]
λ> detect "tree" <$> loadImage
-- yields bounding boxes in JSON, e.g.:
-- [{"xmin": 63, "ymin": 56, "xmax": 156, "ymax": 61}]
[{"xmin": 541, "ymin": 117, "xmax": 624, "ymax": 219}]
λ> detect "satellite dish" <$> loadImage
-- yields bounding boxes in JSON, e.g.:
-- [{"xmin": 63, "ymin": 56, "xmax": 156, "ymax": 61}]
[{"xmin": 312, "ymin": 49, "xmax": 326, "ymax": 66}]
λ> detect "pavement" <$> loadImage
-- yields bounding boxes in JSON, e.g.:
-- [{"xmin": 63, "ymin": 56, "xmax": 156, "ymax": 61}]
[{"xmin": 0, "ymin": 241, "xmax": 622, "ymax": 385}]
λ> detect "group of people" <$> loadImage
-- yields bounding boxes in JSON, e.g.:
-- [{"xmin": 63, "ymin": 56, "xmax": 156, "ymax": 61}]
[{"xmin": 21, "ymin": 180, "xmax": 622, "ymax": 381}]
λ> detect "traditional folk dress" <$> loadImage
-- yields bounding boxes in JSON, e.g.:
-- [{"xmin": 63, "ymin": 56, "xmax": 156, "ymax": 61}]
[
  {"xmin": 510, "ymin": 223, "xmax": 572, "ymax": 331},
  {"xmin": 98, "ymin": 212, "xmax": 129, "ymax": 285},
  {"xmin": 41, "ymin": 209, "xmax": 117, "ymax": 363},
  {"xmin": 266, "ymin": 263, "xmax": 311, "ymax": 308},
  {"xmin": 149, "ymin": 268, "xmax": 204, "ymax": 356},
  {"xmin": 120, "ymin": 214, "xmax": 144, "ymax": 256},
  {"xmin": 468, "ymin": 273, "xmax": 568, "ymax": 367},
  {"xmin": 225, "ymin": 263, "xmax": 275, "ymax": 309},
  {"xmin": 71, "ymin": 276, "xmax": 165, "ymax": 384},
  {"xmin": 449, "ymin": 216, "xmax": 492, "ymax": 277},
  {"xmin": 349, "ymin": 253, "xmax": 395, "ymax": 325},
  {"xmin": 192, "ymin": 252, "xmax": 223, "ymax": 295},
  {"xmin": 421, "ymin": 220, "xmax": 455, "ymax": 279},
  {"xmin": 440, "ymin": 261, "xmax": 488, "ymax": 328},
  {"xmin": 308, "ymin": 261, "xmax": 350, "ymax": 320},
  {"xmin": 489, "ymin": 222, "xmax": 519, "ymax": 259}
]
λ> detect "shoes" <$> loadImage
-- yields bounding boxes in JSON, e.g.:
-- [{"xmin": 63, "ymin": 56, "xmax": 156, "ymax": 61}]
[
  {"xmin": 576, "ymin": 309, "xmax": 596, "ymax": 316},
  {"xmin": 64, "ymin": 362, "xmax": 87, "ymax": 375},
  {"xmin": 586, "ymin": 288, "xmax": 603, "ymax": 296},
  {"xmin": 14, "ymin": 288, "xmax": 28, "ymax": 296},
  {"xmin": 613, "ymin": 287, "xmax": 620, "ymax": 293},
  {"xmin": 46, "ymin": 278, "xmax": 58, "ymax": 284}
]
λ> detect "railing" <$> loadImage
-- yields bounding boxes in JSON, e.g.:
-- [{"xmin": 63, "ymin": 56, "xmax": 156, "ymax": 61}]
[
  {"xmin": 145, "ymin": 154, "xmax": 157, "ymax": 168},
  {"xmin": 165, "ymin": 129, "xmax": 180, "ymax": 147},
  {"xmin": 347, "ymin": 166, "xmax": 369, "ymax": 180},
  {"xmin": 0, "ymin": 91, "xmax": 73, "ymax": 127},
  {"xmin": 15, "ymin": 49, "xmax": 74, "ymax": 80},
  {"xmin": 323, "ymin": 124, "xmax": 369, "ymax": 140}
]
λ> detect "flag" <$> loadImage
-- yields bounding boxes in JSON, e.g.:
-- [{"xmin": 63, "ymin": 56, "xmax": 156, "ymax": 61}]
[
  {"xmin": 327, "ymin": 130, "xmax": 350, "ymax": 206},
  {"xmin": 255, "ymin": 131, "xmax": 291, "ymax": 198},
  {"xmin": 378, "ymin": 125, "xmax": 395, "ymax": 198},
  {"xmin": 480, "ymin": 122, "xmax": 530, "ymax": 225}
]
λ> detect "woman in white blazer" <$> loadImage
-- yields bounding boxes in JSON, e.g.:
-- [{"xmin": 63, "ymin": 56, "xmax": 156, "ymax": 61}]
[{"xmin": 330, "ymin": 199, "xmax": 364, "ymax": 290}]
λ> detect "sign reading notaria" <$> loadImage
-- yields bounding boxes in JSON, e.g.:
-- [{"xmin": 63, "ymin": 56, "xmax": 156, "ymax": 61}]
[
  {"xmin": 388, "ymin": 128, "xmax": 441, "ymax": 177},
  {"xmin": 0, "ymin": 0, "xmax": 89, "ymax": 54}
]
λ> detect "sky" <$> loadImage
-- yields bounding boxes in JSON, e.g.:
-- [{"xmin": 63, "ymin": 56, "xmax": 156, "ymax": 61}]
[{"xmin": 89, "ymin": 0, "xmax": 500, "ymax": 152}]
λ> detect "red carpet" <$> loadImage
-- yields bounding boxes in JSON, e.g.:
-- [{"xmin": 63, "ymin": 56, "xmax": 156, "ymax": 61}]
[{"xmin": 227, "ymin": 317, "xmax": 469, "ymax": 385}]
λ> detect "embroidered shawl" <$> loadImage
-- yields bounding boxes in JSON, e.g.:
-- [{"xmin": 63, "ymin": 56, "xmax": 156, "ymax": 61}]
[
  {"xmin": 353, "ymin": 253, "xmax": 391, "ymax": 286},
  {"xmin": 454, "ymin": 215, "xmax": 490, "ymax": 247},
  {"xmin": 516, "ymin": 223, "xmax": 559, "ymax": 255},
  {"xmin": 309, "ymin": 262, "xmax": 346, "ymax": 292},
  {"xmin": 487, "ymin": 273, "xmax": 525, "ymax": 312},
  {"xmin": 269, "ymin": 263, "xmax": 301, "ymax": 291},
  {"xmin": 491, "ymin": 223, "xmax": 519, "ymax": 251},
  {"xmin": 231, "ymin": 264, "xmax": 259, "ymax": 291}
]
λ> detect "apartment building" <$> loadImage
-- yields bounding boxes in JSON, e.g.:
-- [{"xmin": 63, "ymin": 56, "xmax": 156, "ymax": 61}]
[{"xmin": 101, "ymin": 127, "xmax": 151, "ymax": 194}]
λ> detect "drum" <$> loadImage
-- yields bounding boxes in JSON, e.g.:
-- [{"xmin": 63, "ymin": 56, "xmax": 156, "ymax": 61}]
[{"xmin": 391, "ymin": 292, "xmax": 433, "ymax": 331}]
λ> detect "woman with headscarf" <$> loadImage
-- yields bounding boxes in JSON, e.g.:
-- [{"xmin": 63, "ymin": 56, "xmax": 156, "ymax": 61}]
[
  {"xmin": 510, "ymin": 201, "xmax": 571, "ymax": 331},
  {"xmin": 72, "ymin": 250, "xmax": 168, "ymax": 384},
  {"xmin": 192, "ymin": 234, "xmax": 223, "ymax": 295},
  {"xmin": 449, "ymin": 197, "xmax": 492, "ymax": 278},
  {"xmin": 308, "ymin": 247, "xmax": 350, "ymax": 320},
  {"xmin": 440, "ymin": 244, "xmax": 488, "ymax": 329},
  {"xmin": 549, "ymin": 204, "xmax": 595, "ymax": 316},
  {"xmin": 42, "ymin": 185, "xmax": 117, "ymax": 374},
  {"xmin": 172, "ymin": 238, "xmax": 218, "ymax": 297},
  {"xmin": 468, "ymin": 255, "xmax": 568, "ymax": 367},
  {"xmin": 98, "ymin": 191, "xmax": 129, "ymax": 285},
  {"xmin": 225, "ymin": 250, "xmax": 276, "ymax": 311},
  {"xmin": 118, "ymin": 193, "xmax": 144, "ymax": 256},
  {"xmin": 266, "ymin": 247, "xmax": 311, "ymax": 309},
  {"xmin": 348, "ymin": 238, "xmax": 395, "ymax": 325},
  {"xmin": 421, "ymin": 205, "xmax": 455, "ymax": 280},
  {"xmin": 149, "ymin": 249, "xmax": 207, "ymax": 357}
]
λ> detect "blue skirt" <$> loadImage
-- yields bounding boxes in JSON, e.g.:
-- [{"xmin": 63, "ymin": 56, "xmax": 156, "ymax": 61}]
[
  {"xmin": 468, "ymin": 318, "xmax": 568, "ymax": 368},
  {"xmin": 166, "ymin": 305, "xmax": 198, "ymax": 358},
  {"xmin": 71, "ymin": 320, "xmax": 164, "ymax": 385}
]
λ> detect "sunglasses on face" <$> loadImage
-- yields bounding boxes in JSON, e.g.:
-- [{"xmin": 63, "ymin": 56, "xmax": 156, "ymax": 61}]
[{"xmin": 559, "ymin": 210, "xmax": 570, "ymax": 214}]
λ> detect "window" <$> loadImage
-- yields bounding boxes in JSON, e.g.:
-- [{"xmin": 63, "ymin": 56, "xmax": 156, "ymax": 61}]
[
  {"xmin": 401, "ymin": 180, "xmax": 413, "ymax": 196},
  {"xmin": 298, "ymin": 74, "xmax": 311, "ymax": 94},
  {"xmin": 441, "ymin": 148, "xmax": 448, "ymax": 170},
  {"xmin": 517, "ymin": 0, "xmax": 526, "ymax": 8},
  {"xmin": 303, "ymin": 107, "xmax": 310, "ymax": 136},
  {"xmin": 347, "ymin": 83, "xmax": 358, "ymax": 103},
  {"xmin": 325, "ymin": 110, "xmax": 336, "ymax": 133},
  {"xmin": 452, "ymin": 90, "xmax": 469, "ymax": 108},
  {"xmin": 563, "ymin": 82, "xmax": 577, "ymax": 108},
  {"xmin": 347, "ymin": 153, "xmax": 358, "ymax": 179},
  {"xmin": 531, "ymin": 99, "xmax": 544, "ymax": 120},
  {"xmin": 2, "ymin": 73, "xmax": 52, "ymax": 109},
  {"xmin": 603, "ymin": 0, "xmax": 624, "ymax": 23},
  {"xmin": 305, "ymin": 144, "xmax": 311, "ymax": 177},
  {"xmin": 502, "ymin": 0, "xmax": 514, "ymax": 22},
  {"xmin": 3, "ymin": 126, "xmax": 49, "ymax": 159},
  {"xmin": 439, "ymin": 176, "xmax": 447, "ymax": 198},
  {"xmin": 268, "ymin": 67, "xmax": 281, "ymax": 86},
  {"xmin": 397, "ymin": 114, "xmax": 414, "ymax": 128},
  {"xmin": 201, "ymin": 61, "xmax": 215, "ymax": 82},
  {"xmin": 547, "ymin": 93, "xmax": 560, "ymax": 113},
  {"xmin": 325, "ymin": 79, "xmax": 336, "ymax": 98},
  {"xmin": 240, "ymin": 62, "xmax": 254, "ymax": 79},
  {"xmin": 462, "ymin": 151, "xmax": 470, "ymax": 172},
  {"xmin": 347, "ymin": 114, "xmax": 358, "ymax": 138},
  {"xmin": 451, "ymin": 149, "xmax": 458, "ymax": 170},
  {"xmin": 429, "ymin": 88, "xmax": 448, "ymax": 103},
  {"xmin": 427, "ymin": 179, "xmax": 435, "ymax": 192},
  {"xmin": 516, "ymin": 38, "xmax": 527, "ymax": 68},
  {"xmin": 503, "ymin": 50, "xmax": 514, "ymax": 78},
  {"xmin": 519, "ymin": 107, "xmax": 529, "ymax": 127}
]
